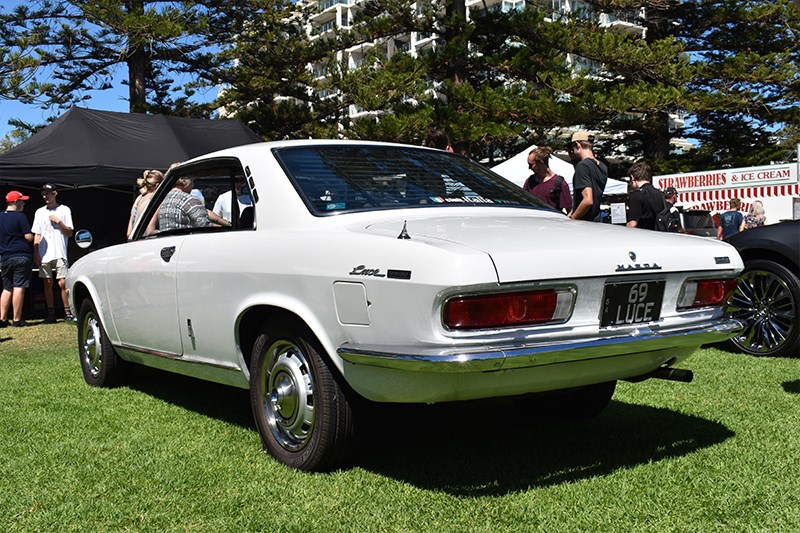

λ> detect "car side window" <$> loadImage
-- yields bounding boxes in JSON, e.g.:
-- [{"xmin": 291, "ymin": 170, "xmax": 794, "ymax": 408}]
[{"xmin": 136, "ymin": 162, "xmax": 255, "ymax": 239}]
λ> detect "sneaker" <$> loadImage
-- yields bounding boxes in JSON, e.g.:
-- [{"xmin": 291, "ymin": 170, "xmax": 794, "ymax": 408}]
[
  {"xmin": 0, "ymin": 320, "xmax": 9, "ymax": 328},
  {"xmin": 43, "ymin": 314, "xmax": 57, "ymax": 324},
  {"xmin": 11, "ymin": 320, "xmax": 28, "ymax": 327},
  {"xmin": 64, "ymin": 314, "xmax": 77, "ymax": 324}
]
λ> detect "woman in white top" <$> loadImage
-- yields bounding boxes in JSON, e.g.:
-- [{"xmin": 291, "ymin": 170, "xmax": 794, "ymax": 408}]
[{"xmin": 127, "ymin": 169, "xmax": 164, "ymax": 239}]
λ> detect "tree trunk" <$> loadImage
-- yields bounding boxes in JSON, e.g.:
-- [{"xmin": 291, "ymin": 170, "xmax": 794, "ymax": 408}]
[
  {"xmin": 125, "ymin": 0, "xmax": 147, "ymax": 113},
  {"xmin": 445, "ymin": 0, "xmax": 467, "ymax": 84},
  {"xmin": 128, "ymin": 47, "xmax": 147, "ymax": 113},
  {"xmin": 642, "ymin": 111, "xmax": 671, "ymax": 161}
]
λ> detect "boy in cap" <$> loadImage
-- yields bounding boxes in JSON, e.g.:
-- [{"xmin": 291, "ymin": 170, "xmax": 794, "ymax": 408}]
[
  {"xmin": 32, "ymin": 184, "xmax": 75, "ymax": 323},
  {"xmin": 663, "ymin": 186, "xmax": 678, "ymax": 206},
  {"xmin": 0, "ymin": 191, "xmax": 34, "ymax": 327},
  {"xmin": 663, "ymin": 187, "xmax": 683, "ymax": 232},
  {"xmin": 566, "ymin": 130, "xmax": 608, "ymax": 222}
]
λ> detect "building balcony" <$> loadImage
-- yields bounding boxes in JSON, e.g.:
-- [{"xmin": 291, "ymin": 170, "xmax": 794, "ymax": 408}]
[
  {"xmin": 309, "ymin": 5, "xmax": 339, "ymax": 24},
  {"xmin": 598, "ymin": 10, "xmax": 646, "ymax": 36},
  {"xmin": 316, "ymin": 0, "xmax": 349, "ymax": 12},
  {"xmin": 465, "ymin": 0, "xmax": 495, "ymax": 7}
]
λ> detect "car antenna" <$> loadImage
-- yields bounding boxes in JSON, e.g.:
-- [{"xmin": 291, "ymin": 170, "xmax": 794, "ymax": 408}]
[{"xmin": 397, "ymin": 220, "xmax": 411, "ymax": 240}]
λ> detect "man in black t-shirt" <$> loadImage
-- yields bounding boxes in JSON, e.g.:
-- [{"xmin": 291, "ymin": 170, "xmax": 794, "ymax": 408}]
[
  {"xmin": 626, "ymin": 160, "xmax": 662, "ymax": 230},
  {"xmin": 566, "ymin": 131, "xmax": 608, "ymax": 222}
]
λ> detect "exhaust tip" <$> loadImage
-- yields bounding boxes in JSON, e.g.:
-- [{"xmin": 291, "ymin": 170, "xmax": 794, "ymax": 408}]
[{"xmin": 625, "ymin": 366, "xmax": 694, "ymax": 383}]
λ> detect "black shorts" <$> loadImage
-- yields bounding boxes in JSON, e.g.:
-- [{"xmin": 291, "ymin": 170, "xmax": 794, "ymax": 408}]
[{"xmin": 1, "ymin": 255, "xmax": 33, "ymax": 290}]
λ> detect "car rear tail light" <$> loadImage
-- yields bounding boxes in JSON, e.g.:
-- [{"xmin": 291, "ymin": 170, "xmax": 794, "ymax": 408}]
[
  {"xmin": 443, "ymin": 289, "xmax": 574, "ymax": 330},
  {"xmin": 677, "ymin": 278, "xmax": 738, "ymax": 310}
]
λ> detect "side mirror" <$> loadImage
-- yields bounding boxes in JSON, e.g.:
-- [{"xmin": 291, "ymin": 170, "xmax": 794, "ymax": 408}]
[{"xmin": 75, "ymin": 229, "xmax": 93, "ymax": 249}]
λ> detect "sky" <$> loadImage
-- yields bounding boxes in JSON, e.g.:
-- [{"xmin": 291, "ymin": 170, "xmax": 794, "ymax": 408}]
[{"xmin": 0, "ymin": 70, "xmax": 218, "ymax": 141}]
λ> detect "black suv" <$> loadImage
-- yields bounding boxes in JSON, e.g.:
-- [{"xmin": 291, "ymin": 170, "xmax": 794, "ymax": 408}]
[{"xmin": 724, "ymin": 220, "xmax": 800, "ymax": 357}]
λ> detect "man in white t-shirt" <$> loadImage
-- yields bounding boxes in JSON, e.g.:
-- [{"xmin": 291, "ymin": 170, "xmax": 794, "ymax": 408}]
[
  {"xmin": 213, "ymin": 176, "xmax": 252, "ymax": 223},
  {"xmin": 32, "ymin": 183, "xmax": 74, "ymax": 323}
]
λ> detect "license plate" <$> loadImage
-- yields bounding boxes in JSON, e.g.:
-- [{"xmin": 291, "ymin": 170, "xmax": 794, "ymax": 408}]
[{"xmin": 600, "ymin": 280, "xmax": 665, "ymax": 327}]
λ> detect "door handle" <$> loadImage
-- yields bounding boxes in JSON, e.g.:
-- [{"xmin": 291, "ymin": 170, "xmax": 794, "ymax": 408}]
[{"xmin": 160, "ymin": 246, "xmax": 176, "ymax": 262}]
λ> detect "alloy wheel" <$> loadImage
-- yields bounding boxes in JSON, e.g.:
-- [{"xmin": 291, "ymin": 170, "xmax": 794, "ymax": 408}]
[{"xmin": 727, "ymin": 269, "xmax": 796, "ymax": 355}]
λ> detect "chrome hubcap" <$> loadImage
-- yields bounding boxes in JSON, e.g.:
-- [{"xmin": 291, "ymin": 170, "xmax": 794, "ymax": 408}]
[
  {"xmin": 260, "ymin": 339, "xmax": 315, "ymax": 452},
  {"xmin": 727, "ymin": 270, "xmax": 796, "ymax": 354},
  {"xmin": 81, "ymin": 312, "xmax": 103, "ymax": 378}
]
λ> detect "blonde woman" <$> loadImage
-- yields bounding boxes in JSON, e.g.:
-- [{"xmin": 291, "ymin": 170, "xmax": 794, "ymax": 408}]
[
  {"xmin": 740, "ymin": 200, "xmax": 767, "ymax": 231},
  {"xmin": 127, "ymin": 169, "xmax": 164, "ymax": 239}
]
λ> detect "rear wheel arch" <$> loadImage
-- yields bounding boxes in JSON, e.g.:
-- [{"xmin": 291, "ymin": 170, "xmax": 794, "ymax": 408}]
[
  {"xmin": 237, "ymin": 306, "xmax": 339, "ymax": 376},
  {"xmin": 738, "ymin": 248, "xmax": 799, "ymax": 278}
]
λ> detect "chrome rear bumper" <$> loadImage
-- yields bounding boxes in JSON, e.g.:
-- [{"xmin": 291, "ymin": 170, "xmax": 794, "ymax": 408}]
[{"xmin": 337, "ymin": 318, "xmax": 741, "ymax": 373}]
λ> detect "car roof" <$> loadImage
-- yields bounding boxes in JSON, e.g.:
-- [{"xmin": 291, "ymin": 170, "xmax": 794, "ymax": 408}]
[{"xmin": 183, "ymin": 139, "xmax": 433, "ymax": 165}]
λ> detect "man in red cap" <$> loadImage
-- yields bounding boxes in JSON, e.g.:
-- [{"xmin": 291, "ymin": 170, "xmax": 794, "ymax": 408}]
[{"xmin": 0, "ymin": 191, "xmax": 34, "ymax": 327}]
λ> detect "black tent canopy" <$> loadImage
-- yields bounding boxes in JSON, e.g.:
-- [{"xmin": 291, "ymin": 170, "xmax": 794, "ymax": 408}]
[{"xmin": 0, "ymin": 107, "xmax": 263, "ymax": 189}]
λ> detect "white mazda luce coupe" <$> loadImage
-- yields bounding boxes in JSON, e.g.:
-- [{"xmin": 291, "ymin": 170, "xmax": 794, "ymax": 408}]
[{"xmin": 67, "ymin": 140, "xmax": 743, "ymax": 471}]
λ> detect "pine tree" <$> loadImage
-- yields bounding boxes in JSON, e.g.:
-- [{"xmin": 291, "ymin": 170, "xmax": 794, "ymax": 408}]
[
  {"xmin": 211, "ymin": 1, "xmax": 325, "ymax": 140},
  {"xmin": 261, "ymin": 0, "xmax": 799, "ymax": 168},
  {"xmin": 0, "ymin": 0, "xmax": 284, "ymax": 119},
  {"xmin": 561, "ymin": 0, "xmax": 800, "ymax": 170},
  {"xmin": 7, "ymin": 0, "xmax": 793, "ymax": 169}
]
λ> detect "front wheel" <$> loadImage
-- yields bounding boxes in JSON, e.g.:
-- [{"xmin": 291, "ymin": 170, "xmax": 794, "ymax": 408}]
[
  {"xmin": 725, "ymin": 259, "xmax": 800, "ymax": 357},
  {"xmin": 249, "ymin": 321, "xmax": 356, "ymax": 471},
  {"xmin": 77, "ymin": 299, "xmax": 128, "ymax": 387}
]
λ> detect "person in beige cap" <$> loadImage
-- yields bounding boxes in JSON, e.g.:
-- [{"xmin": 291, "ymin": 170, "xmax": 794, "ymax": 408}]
[
  {"xmin": 0, "ymin": 191, "xmax": 34, "ymax": 327},
  {"xmin": 565, "ymin": 130, "xmax": 608, "ymax": 222}
]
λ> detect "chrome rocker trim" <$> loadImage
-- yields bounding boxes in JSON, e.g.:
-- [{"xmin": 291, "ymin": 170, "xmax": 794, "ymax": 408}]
[{"xmin": 337, "ymin": 318, "xmax": 742, "ymax": 373}]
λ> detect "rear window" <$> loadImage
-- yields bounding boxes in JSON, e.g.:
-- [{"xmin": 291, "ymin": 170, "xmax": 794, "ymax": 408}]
[{"xmin": 274, "ymin": 145, "xmax": 550, "ymax": 215}]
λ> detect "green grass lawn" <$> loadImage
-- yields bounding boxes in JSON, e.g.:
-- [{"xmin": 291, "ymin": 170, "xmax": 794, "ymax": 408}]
[{"xmin": 1, "ymin": 323, "xmax": 798, "ymax": 531}]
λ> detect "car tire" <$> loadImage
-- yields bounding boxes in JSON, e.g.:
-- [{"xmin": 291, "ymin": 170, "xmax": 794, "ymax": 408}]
[
  {"xmin": 250, "ymin": 321, "xmax": 356, "ymax": 471},
  {"xmin": 516, "ymin": 381, "xmax": 617, "ymax": 420},
  {"xmin": 726, "ymin": 258, "xmax": 800, "ymax": 357},
  {"xmin": 77, "ymin": 299, "xmax": 128, "ymax": 387}
]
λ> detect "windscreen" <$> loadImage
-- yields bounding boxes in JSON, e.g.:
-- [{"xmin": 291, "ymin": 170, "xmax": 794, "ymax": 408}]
[{"xmin": 274, "ymin": 145, "xmax": 551, "ymax": 215}]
